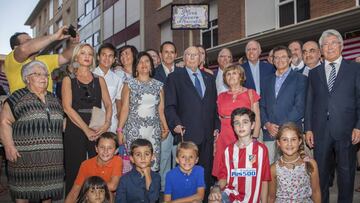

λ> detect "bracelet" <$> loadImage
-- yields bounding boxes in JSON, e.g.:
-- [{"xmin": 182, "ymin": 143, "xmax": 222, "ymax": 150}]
[{"xmin": 117, "ymin": 127, "xmax": 123, "ymax": 133}]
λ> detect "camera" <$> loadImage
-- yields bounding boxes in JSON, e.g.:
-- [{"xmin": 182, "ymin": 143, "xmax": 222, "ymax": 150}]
[{"xmin": 64, "ymin": 25, "xmax": 77, "ymax": 38}]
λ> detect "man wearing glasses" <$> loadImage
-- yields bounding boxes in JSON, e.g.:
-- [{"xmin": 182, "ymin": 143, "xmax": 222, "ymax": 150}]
[
  {"xmin": 302, "ymin": 41, "xmax": 322, "ymax": 77},
  {"xmin": 260, "ymin": 45, "xmax": 307, "ymax": 164},
  {"xmin": 305, "ymin": 29, "xmax": 360, "ymax": 203},
  {"xmin": 165, "ymin": 46, "xmax": 220, "ymax": 199}
]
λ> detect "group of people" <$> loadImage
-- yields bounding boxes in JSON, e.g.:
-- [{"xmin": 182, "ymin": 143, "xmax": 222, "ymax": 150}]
[{"xmin": 0, "ymin": 25, "xmax": 359, "ymax": 203}]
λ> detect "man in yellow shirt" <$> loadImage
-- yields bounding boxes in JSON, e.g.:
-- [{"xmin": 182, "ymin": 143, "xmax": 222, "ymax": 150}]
[{"xmin": 5, "ymin": 26, "xmax": 78, "ymax": 93}]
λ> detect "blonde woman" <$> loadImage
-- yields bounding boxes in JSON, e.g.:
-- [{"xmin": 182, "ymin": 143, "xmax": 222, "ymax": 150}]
[{"xmin": 62, "ymin": 43, "xmax": 112, "ymax": 194}]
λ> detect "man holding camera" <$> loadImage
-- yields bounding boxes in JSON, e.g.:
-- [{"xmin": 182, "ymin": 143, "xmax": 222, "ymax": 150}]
[{"xmin": 4, "ymin": 25, "xmax": 78, "ymax": 93}]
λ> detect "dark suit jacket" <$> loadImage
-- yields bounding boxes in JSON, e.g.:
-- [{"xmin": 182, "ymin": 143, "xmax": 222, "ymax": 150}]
[
  {"xmin": 243, "ymin": 61, "xmax": 275, "ymax": 91},
  {"xmin": 260, "ymin": 69, "xmax": 307, "ymax": 141},
  {"xmin": 153, "ymin": 64, "xmax": 180, "ymax": 83},
  {"xmin": 164, "ymin": 68, "xmax": 220, "ymax": 145},
  {"xmin": 304, "ymin": 59, "xmax": 360, "ymax": 140}
]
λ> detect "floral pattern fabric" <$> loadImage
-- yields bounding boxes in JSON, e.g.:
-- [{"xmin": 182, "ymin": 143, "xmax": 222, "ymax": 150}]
[
  {"xmin": 124, "ymin": 78, "xmax": 163, "ymax": 171},
  {"xmin": 275, "ymin": 160, "xmax": 313, "ymax": 203}
]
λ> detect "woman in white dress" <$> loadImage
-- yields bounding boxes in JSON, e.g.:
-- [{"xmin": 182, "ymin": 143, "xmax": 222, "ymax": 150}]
[{"xmin": 117, "ymin": 52, "xmax": 169, "ymax": 171}]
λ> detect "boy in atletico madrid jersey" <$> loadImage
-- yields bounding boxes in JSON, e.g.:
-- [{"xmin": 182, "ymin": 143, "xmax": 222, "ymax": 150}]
[{"xmin": 209, "ymin": 108, "xmax": 271, "ymax": 203}]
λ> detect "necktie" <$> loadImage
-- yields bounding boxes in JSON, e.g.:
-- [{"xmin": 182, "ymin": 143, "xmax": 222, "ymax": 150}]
[
  {"xmin": 193, "ymin": 73, "xmax": 202, "ymax": 97},
  {"xmin": 328, "ymin": 62, "xmax": 336, "ymax": 92}
]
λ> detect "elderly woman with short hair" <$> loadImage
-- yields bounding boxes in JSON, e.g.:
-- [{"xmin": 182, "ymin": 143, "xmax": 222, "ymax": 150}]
[
  {"xmin": 0, "ymin": 60, "xmax": 64, "ymax": 202},
  {"xmin": 212, "ymin": 64, "xmax": 261, "ymax": 179}
]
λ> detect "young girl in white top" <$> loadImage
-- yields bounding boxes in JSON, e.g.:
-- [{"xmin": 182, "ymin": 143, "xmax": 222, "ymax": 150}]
[{"xmin": 268, "ymin": 122, "xmax": 321, "ymax": 203}]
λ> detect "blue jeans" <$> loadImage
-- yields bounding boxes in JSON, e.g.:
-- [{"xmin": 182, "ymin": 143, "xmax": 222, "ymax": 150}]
[{"xmin": 159, "ymin": 133, "xmax": 174, "ymax": 191}]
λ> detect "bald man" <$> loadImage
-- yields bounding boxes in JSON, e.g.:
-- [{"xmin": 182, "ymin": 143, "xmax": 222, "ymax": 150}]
[
  {"xmin": 242, "ymin": 40, "xmax": 275, "ymax": 94},
  {"xmin": 302, "ymin": 41, "xmax": 322, "ymax": 76},
  {"xmin": 165, "ymin": 46, "xmax": 220, "ymax": 199},
  {"xmin": 215, "ymin": 48, "xmax": 233, "ymax": 94}
]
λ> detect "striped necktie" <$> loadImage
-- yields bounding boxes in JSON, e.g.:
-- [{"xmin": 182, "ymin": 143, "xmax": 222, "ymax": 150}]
[{"xmin": 328, "ymin": 62, "xmax": 336, "ymax": 92}]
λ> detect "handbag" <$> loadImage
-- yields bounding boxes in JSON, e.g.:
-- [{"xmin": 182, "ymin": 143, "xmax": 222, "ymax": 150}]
[{"xmin": 89, "ymin": 106, "xmax": 105, "ymax": 129}]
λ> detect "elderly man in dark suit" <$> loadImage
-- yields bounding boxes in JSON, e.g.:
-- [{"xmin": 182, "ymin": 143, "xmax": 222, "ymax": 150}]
[
  {"xmin": 243, "ymin": 40, "xmax": 275, "ymax": 95},
  {"xmin": 165, "ymin": 46, "xmax": 220, "ymax": 198},
  {"xmin": 305, "ymin": 29, "xmax": 360, "ymax": 203},
  {"xmin": 260, "ymin": 45, "xmax": 307, "ymax": 164}
]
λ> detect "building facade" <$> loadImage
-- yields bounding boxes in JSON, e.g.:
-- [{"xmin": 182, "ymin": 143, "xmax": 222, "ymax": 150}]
[
  {"xmin": 25, "ymin": 0, "xmax": 78, "ymax": 54},
  {"xmin": 144, "ymin": 0, "xmax": 360, "ymax": 64}
]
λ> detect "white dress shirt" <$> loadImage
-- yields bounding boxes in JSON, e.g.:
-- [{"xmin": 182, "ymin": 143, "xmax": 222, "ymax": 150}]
[
  {"xmin": 93, "ymin": 67, "xmax": 124, "ymax": 133},
  {"xmin": 215, "ymin": 68, "xmax": 228, "ymax": 95},
  {"xmin": 324, "ymin": 56, "xmax": 342, "ymax": 82}
]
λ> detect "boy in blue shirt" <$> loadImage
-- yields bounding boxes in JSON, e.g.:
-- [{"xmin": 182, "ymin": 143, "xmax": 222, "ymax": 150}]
[
  {"xmin": 115, "ymin": 138, "xmax": 161, "ymax": 203},
  {"xmin": 164, "ymin": 141, "xmax": 205, "ymax": 202}
]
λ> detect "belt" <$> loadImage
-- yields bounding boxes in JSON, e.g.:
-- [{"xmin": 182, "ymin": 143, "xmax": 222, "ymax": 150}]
[{"xmin": 78, "ymin": 108, "xmax": 92, "ymax": 113}]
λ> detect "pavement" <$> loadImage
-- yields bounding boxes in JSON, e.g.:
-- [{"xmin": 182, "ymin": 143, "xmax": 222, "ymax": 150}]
[{"xmin": 0, "ymin": 165, "xmax": 359, "ymax": 202}]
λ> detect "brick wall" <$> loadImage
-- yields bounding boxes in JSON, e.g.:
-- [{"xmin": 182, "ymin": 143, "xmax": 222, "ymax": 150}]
[
  {"xmin": 311, "ymin": 0, "xmax": 355, "ymax": 18},
  {"xmin": 218, "ymin": 0, "xmax": 244, "ymax": 44}
]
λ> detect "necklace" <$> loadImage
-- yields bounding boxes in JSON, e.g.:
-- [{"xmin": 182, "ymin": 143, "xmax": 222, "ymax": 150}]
[
  {"xmin": 280, "ymin": 155, "xmax": 300, "ymax": 169},
  {"xmin": 230, "ymin": 87, "xmax": 244, "ymax": 102}
]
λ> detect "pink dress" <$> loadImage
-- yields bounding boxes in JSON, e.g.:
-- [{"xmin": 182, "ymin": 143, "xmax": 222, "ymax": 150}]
[{"xmin": 212, "ymin": 89, "xmax": 260, "ymax": 178}]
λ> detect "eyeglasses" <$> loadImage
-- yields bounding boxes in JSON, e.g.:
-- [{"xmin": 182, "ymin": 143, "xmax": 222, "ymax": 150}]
[
  {"xmin": 273, "ymin": 56, "xmax": 289, "ymax": 61},
  {"xmin": 322, "ymin": 41, "xmax": 341, "ymax": 48},
  {"xmin": 303, "ymin": 48, "xmax": 319, "ymax": 55},
  {"xmin": 185, "ymin": 53, "xmax": 200, "ymax": 58},
  {"xmin": 28, "ymin": 72, "xmax": 49, "ymax": 78}
]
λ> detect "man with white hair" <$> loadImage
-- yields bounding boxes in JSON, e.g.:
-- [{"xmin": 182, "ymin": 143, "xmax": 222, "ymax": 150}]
[
  {"xmin": 165, "ymin": 46, "xmax": 220, "ymax": 199},
  {"xmin": 242, "ymin": 40, "xmax": 275, "ymax": 95},
  {"xmin": 305, "ymin": 29, "xmax": 360, "ymax": 203}
]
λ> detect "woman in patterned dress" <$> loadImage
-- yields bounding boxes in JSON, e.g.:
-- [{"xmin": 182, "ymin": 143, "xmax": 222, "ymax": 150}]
[
  {"xmin": 0, "ymin": 60, "xmax": 64, "ymax": 202},
  {"xmin": 117, "ymin": 52, "xmax": 169, "ymax": 171}
]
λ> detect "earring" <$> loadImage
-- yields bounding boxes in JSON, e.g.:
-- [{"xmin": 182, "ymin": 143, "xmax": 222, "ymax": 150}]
[{"xmin": 72, "ymin": 61, "xmax": 80, "ymax": 69}]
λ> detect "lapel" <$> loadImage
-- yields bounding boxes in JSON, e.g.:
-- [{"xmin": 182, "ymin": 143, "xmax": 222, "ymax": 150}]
[
  {"xmin": 276, "ymin": 69, "xmax": 294, "ymax": 99},
  {"xmin": 330, "ymin": 59, "xmax": 347, "ymax": 93},
  {"xmin": 316, "ymin": 63, "xmax": 328, "ymax": 91},
  {"xmin": 201, "ymin": 71, "xmax": 211, "ymax": 100},
  {"xmin": 159, "ymin": 64, "xmax": 167, "ymax": 82},
  {"xmin": 182, "ymin": 68, "xmax": 203, "ymax": 100},
  {"xmin": 269, "ymin": 74, "xmax": 276, "ymax": 103}
]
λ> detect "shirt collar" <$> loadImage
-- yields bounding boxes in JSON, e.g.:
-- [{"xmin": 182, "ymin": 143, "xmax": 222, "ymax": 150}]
[
  {"xmin": 291, "ymin": 60, "xmax": 304, "ymax": 70},
  {"xmin": 185, "ymin": 67, "xmax": 201, "ymax": 75},
  {"xmin": 325, "ymin": 56, "xmax": 342, "ymax": 67},
  {"xmin": 161, "ymin": 62, "xmax": 175, "ymax": 74},
  {"xmin": 94, "ymin": 66, "xmax": 111, "ymax": 77},
  {"xmin": 276, "ymin": 67, "xmax": 291, "ymax": 78}
]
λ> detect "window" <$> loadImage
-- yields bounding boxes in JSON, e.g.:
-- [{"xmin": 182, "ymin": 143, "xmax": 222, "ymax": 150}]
[
  {"xmin": 85, "ymin": 35, "xmax": 93, "ymax": 46},
  {"xmin": 85, "ymin": 0, "xmax": 93, "ymax": 15},
  {"xmin": 56, "ymin": 18, "xmax": 63, "ymax": 29},
  {"xmin": 58, "ymin": 0, "xmax": 63, "ymax": 9},
  {"xmin": 93, "ymin": 31, "xmax": 100, "ymax": 47},
  {"xmin": 278, "ymin": 0, "xmax": 310, "ymax": 27},
  {"xmin": 201, "ymin": 19, "xmax": 218, "ymax": 49},
  {"xmin": 160, "ymin": 21, "xmax": 172, "ymax": 44},
  {"xmin": 93, "ymin": 0, "xmax": 100, "ymax": 8}
]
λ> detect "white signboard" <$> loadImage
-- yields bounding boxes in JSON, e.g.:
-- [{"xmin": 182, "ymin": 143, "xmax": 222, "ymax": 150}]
[{"xmin": 171, "ymin": 4, "xmax": 209, "ymax": 30}]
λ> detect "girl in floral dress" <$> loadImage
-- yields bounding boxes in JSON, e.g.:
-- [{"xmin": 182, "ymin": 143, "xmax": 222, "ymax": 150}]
[{"xmin": 268, "ymin": 122, "xmax": 321, "ymax": 203}]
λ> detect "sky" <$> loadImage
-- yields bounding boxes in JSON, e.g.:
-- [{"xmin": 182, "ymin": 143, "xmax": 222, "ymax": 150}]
[{"xmin": 0, "ymin": 0, "xmax": 38, "ymax": 54}]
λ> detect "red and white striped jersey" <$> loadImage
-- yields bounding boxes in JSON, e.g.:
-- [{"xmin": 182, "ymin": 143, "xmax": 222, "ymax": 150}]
[{"xmin": 218, "ymin": 140, "xmax": 271, "ymax": 203}]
